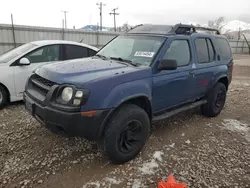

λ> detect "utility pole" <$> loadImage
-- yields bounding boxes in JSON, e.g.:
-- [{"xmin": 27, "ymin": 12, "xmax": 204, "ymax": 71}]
[
  {"xmin": 62, "ymin": 19, "xmax": 65, "ymax": 40},
  {"xmin": 10, "ymin": 14, "xmax": 16, "ymax": 47},
  {"xmin": 109, "ymin": 8, "xmax": 119, "ymax": 32},
  {"xmin": 62, "ymin": 10, "xmax": 68, "ymax": 29},
  {"xmin": 96, "ymin": 2, "xmax": 106, "ymax": 31},
  {"xmin": 238, "ymin": 27, "xmax": 241, "ymax": 40}
]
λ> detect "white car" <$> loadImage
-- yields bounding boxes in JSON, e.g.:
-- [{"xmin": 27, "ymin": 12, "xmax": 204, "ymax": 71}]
[{"xmin": 0, "ymin": 40, "xmax": 98, "ymax": 108}]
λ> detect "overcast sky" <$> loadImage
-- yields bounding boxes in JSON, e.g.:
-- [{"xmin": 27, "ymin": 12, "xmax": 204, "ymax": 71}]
[{"xmin": 0, "ymin": 0, "xmax": 250, "ymax": 29}]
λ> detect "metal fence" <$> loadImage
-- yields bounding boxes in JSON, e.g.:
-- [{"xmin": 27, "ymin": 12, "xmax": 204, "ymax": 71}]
[
  {"xmin": 0, "ymin": 24, "xmax": 250, "ymax": 55},
  {"xmin": 230, "ymin": 40, "xmax": 250, "ymax": 54},
  {"xmin": 0, "ymin": 24, "xmax": 119, "ymax": 55}
]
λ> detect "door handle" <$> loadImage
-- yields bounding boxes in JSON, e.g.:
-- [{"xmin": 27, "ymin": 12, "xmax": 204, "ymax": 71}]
[
  {"xmin": 217, "ymin": 55, "xmax": 221, "ymax": 61},
  {"xmin": 189, "ymin": 70, "xmax": 195, "ymax": 75}
]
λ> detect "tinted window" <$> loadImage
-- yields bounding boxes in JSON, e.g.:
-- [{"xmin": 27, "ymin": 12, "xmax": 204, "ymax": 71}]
[
  {"xmin": 216, "ymin": 38, "xmax": 231, "ymax": 59},
  {"xmin": 64, "ymin": 45, "xmax": 88, "ymax": 60},
  {"xmin": 207, "ymin": 39, "xmax": 215, "ymax": 61},
  {"xmin": 195, "ymin": 38, "xmax": 209, "ymax": 63},
  {"xmin": 163, "ymin": 40, "xmax": 190, "ymax": 66},
  {"xmin": 25, "ymin": 45, "xmax": 60, "ymax": 63},
  {"xmin": 88, "ymin": 49, "xmax": 97, "ymax": 56}
]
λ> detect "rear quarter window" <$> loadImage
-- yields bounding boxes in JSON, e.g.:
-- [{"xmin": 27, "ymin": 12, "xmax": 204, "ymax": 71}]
[{"xmin": 215, "ymin": 38, "xmax": 232, "ymax": 60}]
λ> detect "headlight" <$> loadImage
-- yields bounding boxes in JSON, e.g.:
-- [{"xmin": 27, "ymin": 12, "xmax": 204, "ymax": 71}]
[
  {"xmin": 61, "ymin": 87, "xmax": 73, "ymax": 102},
  {"xmin": 75, "ymin": 90, "xmax": 83, "ymax": 98},
  {"xmin": 56, "ymin": 86, "xmax": 90, "ymax": 106}
]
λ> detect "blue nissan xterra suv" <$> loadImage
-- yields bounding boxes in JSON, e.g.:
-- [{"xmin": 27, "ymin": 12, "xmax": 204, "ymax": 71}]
[{"xmin": 24, "ymin": 24, "xmax": 233, "ymax": 164}]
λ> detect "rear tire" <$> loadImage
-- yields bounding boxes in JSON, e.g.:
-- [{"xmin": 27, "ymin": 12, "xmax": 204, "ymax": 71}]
[
  {"xmin": 0, "ymin": 86, "xmax": 8, "ymax": 109},
  {"xmin": 201, "ymin": 82, "xmax": 227, "ymax": 117},
  {"xmin": 100, "ymin": 104, "xmax": 150, "ymax": 164}
]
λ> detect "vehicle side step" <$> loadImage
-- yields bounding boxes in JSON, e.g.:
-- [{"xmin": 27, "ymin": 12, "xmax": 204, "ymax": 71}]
[{"xmin": 152, "ymin": 100, "xmax": 207, "ymax": 121}]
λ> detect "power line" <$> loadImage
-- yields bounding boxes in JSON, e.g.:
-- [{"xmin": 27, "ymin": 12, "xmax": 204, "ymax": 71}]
[
  {"xmin": 62, "ymin": 10, "xmax": 68, "ymax": 29},
  {"xmin": 110, "ymin": 8, "xmax": 119, "ymax": 32},
  {"xmin": 96, "ymin": 2, "xmax": 106, "ymax": 31}
]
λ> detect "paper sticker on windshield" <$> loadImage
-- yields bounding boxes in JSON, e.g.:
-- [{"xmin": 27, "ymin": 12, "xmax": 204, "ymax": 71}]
[{"xmin": 134, "ymin": 51, "xmax": 155, "ymax": 57}]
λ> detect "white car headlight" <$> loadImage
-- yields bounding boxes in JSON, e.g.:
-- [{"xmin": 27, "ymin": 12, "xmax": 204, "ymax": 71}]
[{"xmin": 61, "ymin": 87, "xmax": 73, "ymax": 102}]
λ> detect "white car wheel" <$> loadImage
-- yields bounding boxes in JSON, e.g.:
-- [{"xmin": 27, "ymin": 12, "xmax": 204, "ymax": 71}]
[
  {"xmin": 0, "ymin": 86, "xmax": 8, "ymax": 109},
  {"xmin": 0, "ymin": 92, "xmax": 2, "ymax": 103}
]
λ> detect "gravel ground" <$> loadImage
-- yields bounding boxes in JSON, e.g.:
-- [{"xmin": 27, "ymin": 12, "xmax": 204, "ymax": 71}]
[{"xmin": 1, "ymin": 55, "xmax": 250, "ymax": 188}]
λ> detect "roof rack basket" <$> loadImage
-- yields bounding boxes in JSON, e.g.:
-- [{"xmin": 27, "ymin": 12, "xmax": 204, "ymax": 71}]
[{"xmin": 170, "ymin": 24, "xmax": 220, "ymax": 35}]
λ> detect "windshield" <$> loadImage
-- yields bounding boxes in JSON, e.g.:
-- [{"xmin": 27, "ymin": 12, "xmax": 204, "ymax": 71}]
[
  {"xmin": 97, "ymin": 35, "xmax": 165, "ymax": 66},
  {"xmin": 0, "ymin": 43, "xmax": 36, "ymax": 63}
]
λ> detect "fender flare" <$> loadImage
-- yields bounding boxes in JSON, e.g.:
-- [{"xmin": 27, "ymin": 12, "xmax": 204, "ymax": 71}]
[
  {"xmin": 215, "ymin": 74, "xmax": 229, "ymax": 89},
  {"xmin": 215, "ymin": 74, "xmax": 228, "ymax": 83},
  {"xmin": 98, "ymin": 94, "xmax": 152, "ymax": 139},
  {"xmin": 208, "ymin": 74, "xmax": 228, "ymax": 91}
]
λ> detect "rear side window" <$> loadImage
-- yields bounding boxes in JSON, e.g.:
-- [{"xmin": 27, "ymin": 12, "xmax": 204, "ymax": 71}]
[
  {"xmin": 195, "ymin": 38, "xmax": 215, "ymax": 63},
  {"xmin": 216, "ymin": 38, "xmax": 231, "ymax": 59},
  {"xmin": 64, "ymin": 45, "xmax": 88, "ymax": 60}
]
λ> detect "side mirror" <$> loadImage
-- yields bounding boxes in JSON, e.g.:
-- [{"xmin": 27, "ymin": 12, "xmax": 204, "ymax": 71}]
[
  {"xmin": 158, "ymin": 59, "xmax": 177, "ymax": 71},
  {"xmin": 19, "ymin": 57, "xmax": 30, "ymax": 65}
]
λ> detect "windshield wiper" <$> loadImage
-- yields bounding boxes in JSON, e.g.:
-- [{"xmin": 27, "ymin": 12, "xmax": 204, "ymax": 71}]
[
  {"xmin": 110, "ymin": 57, "xmax": 138, "ymax": 67},
  {"xmin": 94, "ymin": 54, "xmax": 107, "ymax": 60}
]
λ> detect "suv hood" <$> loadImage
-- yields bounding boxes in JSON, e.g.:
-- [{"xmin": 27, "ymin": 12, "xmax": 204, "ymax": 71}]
[{"xmin": 35, "ymin": 57, "xmax": 141, "ymax": 87}]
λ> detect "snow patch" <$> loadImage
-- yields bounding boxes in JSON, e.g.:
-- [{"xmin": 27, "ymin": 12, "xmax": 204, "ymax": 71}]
[
  {"xmin": 153, "ymin": 151, "xmax": 164, "ymax": 162},
  {"xmin": 132, "ymin": 179, "xmax": 144, "ymax": 188},
  {"xmin": 233, "ymin": 80, "xmax": 250, "ymax": 87},
  {"xmin": 181, "ymin": 133, "xmax": 185, "ymax": 137},
  {"xmin": 139, "ymin": 151, "xmax": 165, "ymax": 175},
  {"xmin": 222, "ymin": 119, "xmax": 250, "ymax": 142},
  {"xmin": 139, "ymin": 159, "xmax": 159, "ymax": 175},
  {"xmin": 169, "ymin": 143, "xmax": 175, "ymax": 148},
  {"xmin": 222, "ymin": 119, "xmax": 249, "ymax": 132},
  {"xmin": 82, "ymin": 181, "xmax": 100, "ymax": 188},
  {"xmin": 185, "ymin": 140, "xmax": 191, "ymax": 144},
  {"xmin": 83, "ymin": 177, "xmax": 122, "ymax": 188},
  {"xmin": 103, "ymin": 177, "xmax": 122, "ymax": 185}
]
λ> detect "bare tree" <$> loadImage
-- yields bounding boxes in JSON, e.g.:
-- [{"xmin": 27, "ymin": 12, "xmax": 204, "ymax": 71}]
[{"xmin": 208, "ymin": 17, "xmax": 226, "ymax": 33}]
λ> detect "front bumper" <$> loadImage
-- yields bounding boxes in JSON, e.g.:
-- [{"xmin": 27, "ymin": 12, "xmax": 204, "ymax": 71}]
[{"xmin": 24, "ymin": 92, "xmax": 110, "ymax": 141}]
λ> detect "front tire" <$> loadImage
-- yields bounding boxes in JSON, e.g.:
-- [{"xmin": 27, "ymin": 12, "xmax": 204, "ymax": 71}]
[
  {"xmin": 0, "ymin": 86, "xmax": 8, "ymax": 109},
  {"xmin": 201, "ymin": 82, "xmax": 227, "ymax": 117},
  {"xmin": 100, "ymin": 104, "xmax": 150, "ymax": 164}
]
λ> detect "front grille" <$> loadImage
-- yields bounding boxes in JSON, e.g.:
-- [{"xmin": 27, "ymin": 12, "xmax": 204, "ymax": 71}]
[
  {"xmin": 32, "ymin": 74, "xmax": 55, "ymax": 88},
  {"xmin": 29, "ymin": 74, "xmax": 55, "ymax": 98},
  {"xmin": 32, "ymin": 81, "xmax": 48, "ymax": 96}
]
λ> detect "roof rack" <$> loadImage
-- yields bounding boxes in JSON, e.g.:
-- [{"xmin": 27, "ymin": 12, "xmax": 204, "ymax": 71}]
[
  {"xmin": 130, "ymin": 24, "xmax": 143, "ymax": 31},
  {"xmin": 195, "ymin": 26, "xmax": 220, "ymax": 34},
  {"xmin": 170, "ymin": 23, "xmax": 220, "ymax": 35},
  {"xmin": 126, "ymin": 23, "xmax": 220, "ymax": 35}
]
